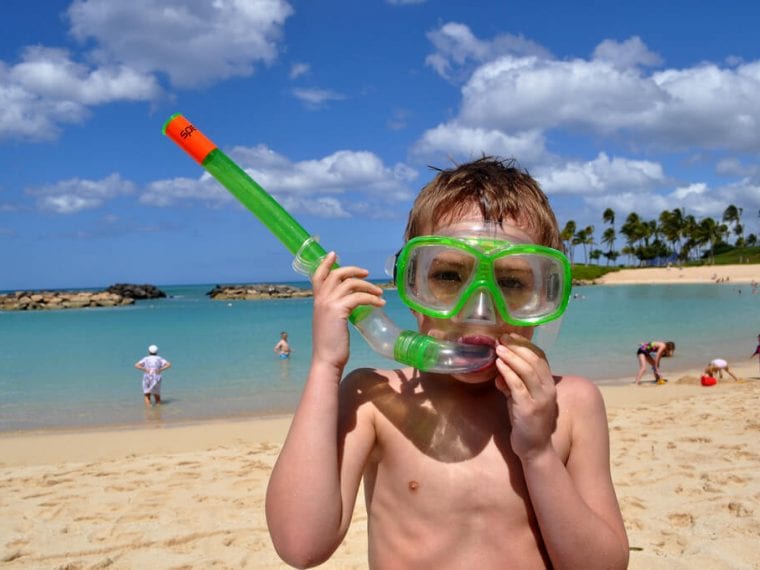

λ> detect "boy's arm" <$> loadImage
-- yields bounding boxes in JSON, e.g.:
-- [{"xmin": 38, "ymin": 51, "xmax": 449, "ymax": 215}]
[
  {"xmin": 495, "ymin": 336, "xmax": 629, "ymax": 569},
  {"xmin": 266, "ymin": 252, "xmax": 385, "ymax": 568}
]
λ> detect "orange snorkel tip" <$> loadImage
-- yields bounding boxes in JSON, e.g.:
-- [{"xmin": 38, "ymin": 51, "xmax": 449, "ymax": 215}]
[{"xmin": 162, "ymin": 113, "xmax": 217, "ymax": 165}]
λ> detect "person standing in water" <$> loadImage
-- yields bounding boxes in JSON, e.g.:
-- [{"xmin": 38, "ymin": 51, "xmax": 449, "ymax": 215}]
[
  {"xmin": 134, "ymin": 344, "xmax": 172, "ymax": 407},
  {"xmin": 274, "ymin": 331, "xmax": 292, "ymax": 359}
]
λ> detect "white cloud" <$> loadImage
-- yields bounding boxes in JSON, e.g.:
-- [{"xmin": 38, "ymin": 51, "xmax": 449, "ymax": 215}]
[
  {"xmin": 592, "ymin": 36, "xmax": 662, "ymax": 70},
  {"xmin": 140, "ymin": 174, "xmax": 232, "ymax": 207},
  {"xmin": 143, "ymin": 145, "xmax": 417, "ymax": 218},
  {"xmin": 0, "ymin": 48, "xmax": 159, "ymax": 141},
  {"xmin": 425, "ymin": 22, "xmax": 551, "ymax": 82},
  {"xmin": 289, "ymin": 62, "xmax": 310, "ymax": 79},
  {"xmin": 292, "ymin": 87, "xmax": 346, "ymax": 107},
  {"xmin": 412, "ymin": 124, "xmax": 548, "ymax": 164},
  {"xmin": 28, "ymin": 173, "xmax": 136, "ymax": 214},
  {"xmin": 538, "ymin": 153, "xmax": 665, "ymax": 195},
  {"xmin": 67, "ymin": 0, "xmax": 293, "ymax": 88},
  {"xmin": 583, "ymin": 178, "xmax": 760, "ymax": 227},
  {"xmin": 422, "ymin": 25, "xmax": 760, "ymax": 154},
  {"xmin": 10, "ymin": 46, "xmax": 160, "ymax": 105}
]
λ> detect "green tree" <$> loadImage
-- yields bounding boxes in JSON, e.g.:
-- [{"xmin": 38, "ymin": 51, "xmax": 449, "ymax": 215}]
[
  {"xmin": 722, "ymin": 204, "xmax": 743, "ymax": 244},
  {"xmin": 601, "ymin": 227, "xmax": 616, "ymax": 266},
  {"xmin": 560, "ymin": 220, "xmax": 577, "ymax": 263}
]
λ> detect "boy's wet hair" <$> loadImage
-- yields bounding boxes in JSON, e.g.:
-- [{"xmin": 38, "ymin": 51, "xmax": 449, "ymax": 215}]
[
  {"xmin": 403, "ymin": 157, "xmax": 562, "ymax": 250},
  {"xmin": 665, "ymin": 341, "xmax": 676, "ymax": 353}
]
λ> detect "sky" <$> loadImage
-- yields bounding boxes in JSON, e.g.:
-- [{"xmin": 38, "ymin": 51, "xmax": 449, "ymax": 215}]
[{"xmin": 2, "ymin": 0, "xmax": 760, "ymax": 290}]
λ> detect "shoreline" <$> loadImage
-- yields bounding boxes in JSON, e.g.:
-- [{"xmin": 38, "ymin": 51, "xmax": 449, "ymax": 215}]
[
  {"xmin": 2, "ymin": 361, "xmax": 757, "ymax": 466},
  {"xmin": 594, "ymin": 263, "xmax": 759, "ymax": 285}
]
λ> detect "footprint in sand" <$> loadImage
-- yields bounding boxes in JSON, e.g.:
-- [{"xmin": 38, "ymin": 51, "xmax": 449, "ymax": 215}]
[
  {"xmin": 667, "ymin": 512, "xmax": 694, "ymax": 527},
  {"xmin": 727, "ymin": 501, "xmax": 753, "ymax": 518}
]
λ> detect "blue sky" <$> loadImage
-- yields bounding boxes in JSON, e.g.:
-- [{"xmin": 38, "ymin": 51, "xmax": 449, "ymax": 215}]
[{"xmin": 2, "ymin": 0, "xmax": 760, "ymax": 290}]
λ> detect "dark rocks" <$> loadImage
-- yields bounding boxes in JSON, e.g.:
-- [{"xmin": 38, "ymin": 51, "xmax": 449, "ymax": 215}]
[
  {"xmin": 0, "ymin": 283, "xmax": 167, "ymax": 311},
  {"xmin": 0, "ymin": 290, "xmax": 134, "ymax": 311},
  {"xmin": 106, "ymin": 283, "xmax": 167, "ymax": 300},
  {"xmin": 206, "ymin": 284, "xmax": 313, "ymax": 300}
]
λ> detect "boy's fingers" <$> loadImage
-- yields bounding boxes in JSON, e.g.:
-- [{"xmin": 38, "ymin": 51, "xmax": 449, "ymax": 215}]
[{"xmin": 312, "ymin": 251, "xmax": 337, "ymax": 284}]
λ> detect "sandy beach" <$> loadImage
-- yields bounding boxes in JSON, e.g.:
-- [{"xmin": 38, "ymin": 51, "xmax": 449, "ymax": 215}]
[
  {"xmin": 2, "ymin": 359, "xmax": 759, "ymax": 569},
  {"xmin": 595, "ymin": 263, "xmax": 759, "ymax": 285}
]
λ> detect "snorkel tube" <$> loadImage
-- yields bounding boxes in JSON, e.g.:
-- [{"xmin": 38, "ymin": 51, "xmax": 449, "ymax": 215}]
[{"xmin": 163, "ymin": 114, "xmax": 494, "ymax": 373}]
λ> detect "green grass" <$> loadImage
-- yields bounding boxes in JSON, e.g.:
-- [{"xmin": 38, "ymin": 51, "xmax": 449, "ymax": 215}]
[
  {"xmin": 570, "ymin": 264, "xmax": 620, "ymax": 281},
  {"xmin": 708, "ymin": 245, "xmax": 760, "ymax": 265}
]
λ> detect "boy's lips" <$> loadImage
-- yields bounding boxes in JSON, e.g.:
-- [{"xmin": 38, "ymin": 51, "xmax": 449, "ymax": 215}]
[
  {"xmin": 457, "ymin": 335, "xmax": 497, "ymax": 373},
  {"xmin": 457, "ymin": 334, "xmax": 497, "ymax": 348}
]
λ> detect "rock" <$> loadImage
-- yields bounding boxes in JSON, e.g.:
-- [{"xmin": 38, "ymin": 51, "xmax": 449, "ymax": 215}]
[
  {"xmin": 0, "ymin": 287, "xmax": 140, "ymax": 311},
  {"xmin": 105, "ymin": 283, "xmax": 167, "ymax": 300},
  {"xmin": 206, "ymin": 283, "xmax": 313, "ymax": 300}
]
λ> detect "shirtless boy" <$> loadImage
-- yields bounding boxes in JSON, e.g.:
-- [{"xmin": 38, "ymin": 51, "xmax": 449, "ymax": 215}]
[{"xmin": 266, "ymin": 158, "xmax": 629, "ymax": 568}]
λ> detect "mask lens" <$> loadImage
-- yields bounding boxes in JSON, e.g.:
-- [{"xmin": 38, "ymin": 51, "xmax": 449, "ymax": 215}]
[
  {"xmin": 494, "ymin": 253, "xmax": 565, "ymax": 320},
  {"xmin": 405, "ymin": 244, "xmax": 477, "ymax": 313}
]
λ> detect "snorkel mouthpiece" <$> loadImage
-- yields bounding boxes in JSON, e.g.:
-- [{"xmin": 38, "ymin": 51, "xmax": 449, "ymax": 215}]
[{"xmin": 163, "ymin": 114, "xmax": 494, "ymax": 373}]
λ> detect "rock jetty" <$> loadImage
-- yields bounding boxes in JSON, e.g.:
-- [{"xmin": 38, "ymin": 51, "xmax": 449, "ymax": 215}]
[
  {"xmin": 0, "ymin": 283, "xmax": 167, "ymax": 311},
  {"xmin": 207, "ymin": 284, "xmax": 313, "ymax": 300},
  {"xmin": 106, "ymin": 283, "xmax": 167, "ymax": 300}
]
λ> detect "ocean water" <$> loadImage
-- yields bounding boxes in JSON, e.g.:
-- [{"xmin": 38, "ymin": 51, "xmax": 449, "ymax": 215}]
[{"xmin": 1, "ymin": 282, "xmax": 758, "ymax": 432}]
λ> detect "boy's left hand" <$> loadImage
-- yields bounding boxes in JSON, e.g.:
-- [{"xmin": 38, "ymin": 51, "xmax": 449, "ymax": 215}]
[{"xmin": 493, "ymin": 333, "xmax": 558, "ymax": 461}]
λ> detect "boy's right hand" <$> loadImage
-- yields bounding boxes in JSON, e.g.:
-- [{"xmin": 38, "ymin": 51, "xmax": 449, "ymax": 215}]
[{"xmin": 310, "ymin": 251, "xmax": 385, "ymax": 372}]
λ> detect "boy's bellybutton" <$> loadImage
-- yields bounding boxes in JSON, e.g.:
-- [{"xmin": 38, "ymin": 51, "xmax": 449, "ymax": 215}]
[{"xmin": 408, "ymin": 480, "xmax": 419, "ymax": 492}]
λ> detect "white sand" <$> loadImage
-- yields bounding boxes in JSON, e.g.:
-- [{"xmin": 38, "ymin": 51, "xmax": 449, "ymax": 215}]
[
  {"xmin": 595, "ymin": 263, "xmax": 759, "ymax": 285},
  {"xmin": 2, "ymin": 360, "xmax": 759, "ymax": 568}
]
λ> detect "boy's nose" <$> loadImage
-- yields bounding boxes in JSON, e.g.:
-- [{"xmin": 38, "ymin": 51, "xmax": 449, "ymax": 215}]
[{"xmin": 452, "ymin": 288, "xmax": 498, "ymax": 325}]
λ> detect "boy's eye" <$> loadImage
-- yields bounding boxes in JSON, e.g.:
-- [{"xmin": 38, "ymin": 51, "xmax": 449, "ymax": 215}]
[
  {"xmin": 430, "ymin": 269, "xmax": 465, "ymax": 283},
  {"xmin": 497, "ymin": 275, "xmax": 528, "ymax": 290}
]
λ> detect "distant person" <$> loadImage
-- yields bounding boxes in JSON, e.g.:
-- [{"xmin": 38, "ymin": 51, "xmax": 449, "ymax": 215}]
[
  {"xmin": 134, "ymin": 344, "xmax": 171, "ymax": 408},
  {"xmin": 274, "ymin": 331, "xmax": 291, "ymax": 359},
  {"xmin": 634, "ymin": 340, "xmax": 676, "ymax": 385},
  {"xmin": 751, "ymin": 334, "xmax": 760, "ymax": 372},
  {"xmin": 703, "ymin": 358, "xmax": 740, "ymax": 382}
]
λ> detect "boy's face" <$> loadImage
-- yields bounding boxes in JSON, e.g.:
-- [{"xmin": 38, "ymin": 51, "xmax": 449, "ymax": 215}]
[{"xmin": 409, "ymin": 214, "xmax": 544, "ymax": 383}]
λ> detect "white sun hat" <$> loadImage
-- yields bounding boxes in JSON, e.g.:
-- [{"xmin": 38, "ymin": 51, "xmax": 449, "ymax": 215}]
[{"xmin": 148, "ymin": 345, "xmax": 159, "ymax": 354}]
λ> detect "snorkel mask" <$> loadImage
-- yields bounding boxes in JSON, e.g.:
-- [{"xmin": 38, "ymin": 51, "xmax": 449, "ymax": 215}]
[
  {"xmin": 163, "ymin": 115, "xmax": 495, "ymax": 373},
  {"xmin": 394, "ymin": 222, "xmax": 571, "ymax": 327}
]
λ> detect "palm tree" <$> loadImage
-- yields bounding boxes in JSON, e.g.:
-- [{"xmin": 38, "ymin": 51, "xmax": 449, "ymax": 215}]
[
  {"xmin": 601, "ymin": 227, "xmax": 616, "ymax": 266},
  {"xmin": 579, "ymin": 225, "xmax": 595, "ymax": 265},
  {"xmin": 560, "ymin": 220, "xmax": 576, "ymax": 263},
  {"xmin": 601, "ymin": 208, "xmax": 616, "ymax": 261},
  {"xmin": 722, "ymin": 205, "xmax": 743, "ymax": 244},
  {"xmin": 698, "ymin": 217, "xmax": 723, "ymax": 264},
  {"xmin": 602, "ymin": 208, "xmax": 615, "ymax": 228},
  {"xmin": 659, "ymin": 208, "xmax": 686, "ymax": 263},
  {"xmin": 620, "ymin": 213, "xmax": 647, "ymax": 265}
]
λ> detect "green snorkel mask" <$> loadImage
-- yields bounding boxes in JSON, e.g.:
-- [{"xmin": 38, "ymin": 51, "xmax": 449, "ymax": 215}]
[{"xmin": 394, "ymin": 222, "xmax": 571, "ymax": 327}]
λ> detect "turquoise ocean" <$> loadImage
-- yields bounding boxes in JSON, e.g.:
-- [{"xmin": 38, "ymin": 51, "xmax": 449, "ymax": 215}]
[{"xmin": 1, "ymin": 282, "xmax": 758, "ymax": 432}]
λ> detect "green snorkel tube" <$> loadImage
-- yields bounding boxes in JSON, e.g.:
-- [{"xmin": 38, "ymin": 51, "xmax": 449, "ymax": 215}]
[{"xmin": 163, "ymin": 114, "xmax": 495, "ymax": 373}]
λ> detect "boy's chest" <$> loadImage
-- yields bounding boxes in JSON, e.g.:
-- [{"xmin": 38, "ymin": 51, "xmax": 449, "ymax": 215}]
[{"xmin": 369, "ymin": 410, "xmax": 570, "ymax": 520}]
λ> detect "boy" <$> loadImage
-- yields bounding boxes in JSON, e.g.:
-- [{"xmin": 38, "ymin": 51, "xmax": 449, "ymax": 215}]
[
  {"xmin": 266, "ymin": 158, "xmax": 629, "ymax": 568},
  {"xmin": 274, "ymin": 331, "xmax": 292, "ymax": 359}
]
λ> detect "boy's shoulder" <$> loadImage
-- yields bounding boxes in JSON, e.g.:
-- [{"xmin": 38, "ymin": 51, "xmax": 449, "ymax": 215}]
[{"xmin": 554, "ymin": 374, "xmax": 606, "ymax": 413}]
